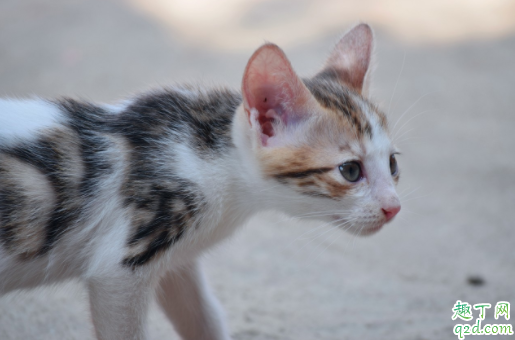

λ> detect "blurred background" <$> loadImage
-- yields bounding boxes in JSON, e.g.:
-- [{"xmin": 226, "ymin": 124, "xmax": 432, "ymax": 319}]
[{"xmin": 0, "ymin": 0, "xmax": 514, "ymax": 339}]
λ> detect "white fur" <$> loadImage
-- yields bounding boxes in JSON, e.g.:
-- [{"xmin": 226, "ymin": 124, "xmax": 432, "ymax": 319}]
[
  {"xmin": 0, "ymin": 99, "xmax": 63, "ymax": 146},
  {"xmin": 102, "ymin": 100, "xmax": 133, "ymax": 114},
  {"xmin": 157, "ymin": 262, "xmax": 230, "ymax": 340}
]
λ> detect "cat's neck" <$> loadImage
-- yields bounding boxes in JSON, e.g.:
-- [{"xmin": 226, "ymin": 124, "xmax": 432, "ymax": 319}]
[{"xmin": 197, "ymin": 105, "xmax": 273, "ymax": 231}]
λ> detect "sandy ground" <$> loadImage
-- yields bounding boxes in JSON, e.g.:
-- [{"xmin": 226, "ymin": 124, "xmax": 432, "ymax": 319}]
[{"xmin": 0, "ymin": 1, "xmax": 514, "ymax": 339}]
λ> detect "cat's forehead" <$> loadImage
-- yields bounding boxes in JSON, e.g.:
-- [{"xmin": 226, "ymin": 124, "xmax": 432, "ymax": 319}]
[{"xmin": 304, "ymin": 77, "xmax": 390, "ymax": 155}]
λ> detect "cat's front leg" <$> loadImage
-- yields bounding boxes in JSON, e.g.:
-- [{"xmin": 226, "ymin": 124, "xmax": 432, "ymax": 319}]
[
  {"xmin": 88, "ymin": 274, "xmax": 152, "ymax": 340},
  {"xmin": 157, "ymin": 260, "xmax": 230, "ymax": 340}
]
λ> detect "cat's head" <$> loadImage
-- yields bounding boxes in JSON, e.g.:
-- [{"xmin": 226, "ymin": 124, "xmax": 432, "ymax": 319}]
[{"xmin": 234, "ymin": 24, "xmax": 400, "ymax": 236}]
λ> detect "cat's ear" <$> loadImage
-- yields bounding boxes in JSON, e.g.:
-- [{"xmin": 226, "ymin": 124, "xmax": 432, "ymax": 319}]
[
  {"xmin": 242, "ymin": 43, "xmax": 318, "ymax": 147},
  {"xmin": 318, "ymin": 23, "xmax": 373, "ymax": 93}
]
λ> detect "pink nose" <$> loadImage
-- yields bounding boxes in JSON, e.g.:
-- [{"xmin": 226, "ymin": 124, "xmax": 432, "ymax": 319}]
[{"xmin": 382, "ymin": 205, "xmax": 401, "ymax": 222}]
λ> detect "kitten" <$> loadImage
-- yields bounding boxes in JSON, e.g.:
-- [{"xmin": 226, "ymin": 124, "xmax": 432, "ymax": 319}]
[{"xmin": 0, "ymin": 23, "xmax": 400, "ymax": 340}]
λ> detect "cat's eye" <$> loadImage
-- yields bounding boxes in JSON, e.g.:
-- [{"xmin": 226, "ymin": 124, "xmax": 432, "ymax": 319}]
[
  {"xmin": 339, "ymin": 162, "xmax": 362, "ymax": 182},
  {"xmin": 390, "ymin": 154, "xmax": 398, "ymax": 176}
]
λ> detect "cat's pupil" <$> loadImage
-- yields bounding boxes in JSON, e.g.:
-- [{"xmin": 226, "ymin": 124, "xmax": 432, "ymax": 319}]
[
  {"xmin": 390, "ymin": 154, "xmax": 398, "ymax": 175},
  {"xmin": 339, "ymin": 162, "xmax": 361, "ymax": 182}
]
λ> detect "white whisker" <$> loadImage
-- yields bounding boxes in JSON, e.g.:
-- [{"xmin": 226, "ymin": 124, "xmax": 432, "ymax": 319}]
[
  {"xmin": 387, "ymin": 50, "xmax": 406, "ymax": 116},
  {"xmin": 392, "ymin": 91, "xmax": 438, "ymax": 134},
  {"xmin": 393, "ymin": 110, "xmax": 434, "ymax": 140}
]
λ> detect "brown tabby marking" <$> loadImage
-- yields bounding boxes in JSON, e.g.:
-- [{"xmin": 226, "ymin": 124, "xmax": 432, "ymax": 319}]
[
  {"xmin": 260, "ymin": 147, "xmax": 352, "ymax": 199},
  {"xmin": 0, "ymin": 155, "xmax": 54, "ymax": 259},
  {"xmin": 0, "ymin": 127, "xmax": 89, "ymax": 259},
  {"xmin": 305, "ymin": 77, "xmax": 388, "ymax": 138}
]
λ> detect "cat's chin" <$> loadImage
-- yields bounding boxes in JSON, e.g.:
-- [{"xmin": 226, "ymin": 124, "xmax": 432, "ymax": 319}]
[{"xmin": 356, "ymin": 224, "xmax": 384, "ymax": 236}]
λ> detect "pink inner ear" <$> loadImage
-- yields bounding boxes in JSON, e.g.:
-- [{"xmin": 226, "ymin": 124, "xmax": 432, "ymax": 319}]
[
  {"xmin": 242, "ymin": 43, "xmax": 314, "ymax": 146},
  {"xmin": 252, "ymin": 84, "xmax": 290, "ymax": 139},
  {"xmin": 320, "ymin": 23, "xmax": 373, "ymax": 92}
]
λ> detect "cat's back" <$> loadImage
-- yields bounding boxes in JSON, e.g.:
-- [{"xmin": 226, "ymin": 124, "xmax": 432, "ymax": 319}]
[
  {"xmin": 0, "ymin": 86, "xmax": 242, "ymax": 149},
  {"xmin": 110, "ymin": 86, "xmax": 242, "ymax": 154}
]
